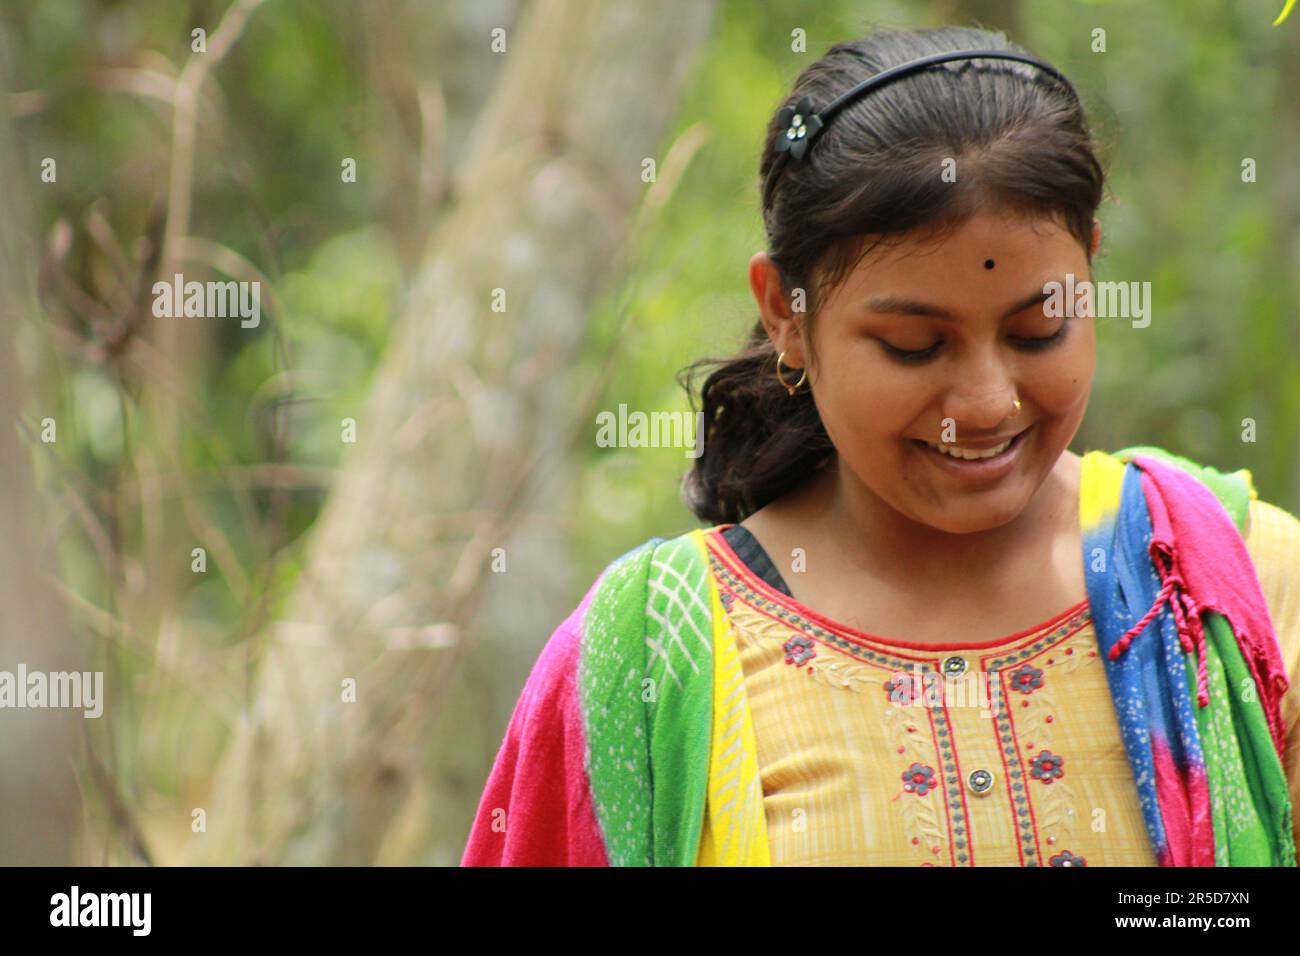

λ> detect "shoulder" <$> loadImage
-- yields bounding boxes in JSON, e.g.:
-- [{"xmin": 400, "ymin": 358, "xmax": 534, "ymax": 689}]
[
  {"xmin": 1240, "ymin": 497, "xmax": 1300, "ymax": 733},
  {"xmin": 1242, "ymin": 497, "xmax": 1300, "ymax": 648},
  {"xmin": 572, "ymin": 528, "xmax": 717, "ymax": 661},
  {"xmin": 509, "ymin": 538, "xmax": 673, "ymax": 710},
  {"xmin": 1243, "ymin": 496, "xmax": 1300, "ymax": 550},
  {"xmin": 1111, "ymin": 445, "xmax": 1300, "ymax": 654},
  {"xmin": 590, "ymin": 528, "xmax": 718, "ymax": 597},
  {"xmin": 578, "ymin": 528, "xmax": 720, "ymax": 682},
  {"xmin": 1105, "ymin": 444, "xmax": 1258, "ymax": 531},
  {"xmin": 1245, "ymin": 499, "xmax": 1300, "ymax": 851}
]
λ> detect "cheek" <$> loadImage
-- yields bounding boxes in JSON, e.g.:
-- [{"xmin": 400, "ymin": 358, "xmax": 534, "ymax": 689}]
[
  {"xmin": 1028, "ymin": 333, "xmax": 1095, "ymax": 414},
  {"xmin": 813, "ymin": 356, "xmax": 920, "ymax": 447}
]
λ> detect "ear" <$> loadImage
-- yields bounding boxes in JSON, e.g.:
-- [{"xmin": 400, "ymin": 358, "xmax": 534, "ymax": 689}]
[
  {"xmin": 748, "ymin": 252, "xmax": 807, "ymax": 368},
  {"xmin": 1089, "ymin": 217, "xmax": 1101, "ymax": 258}
]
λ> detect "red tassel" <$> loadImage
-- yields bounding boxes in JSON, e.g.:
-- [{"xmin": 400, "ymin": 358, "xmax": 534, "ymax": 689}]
[
  {"xmin": 1108, "ymin": 551, "xmax": 1212, "ymax": 708},
  {"xmin": 1108, "ymin": 573, "xmax": 1177, "ymax": 661}
]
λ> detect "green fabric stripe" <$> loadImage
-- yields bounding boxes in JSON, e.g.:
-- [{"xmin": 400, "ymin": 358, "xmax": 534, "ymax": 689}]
[
  {"xmin": 643, "ymin": 534, "xmax": 714, "ymax": 866},
  {"xmin": 579, "ymin": 540, "xmax": 659, "ymax": 866},
  {"xmin": 578, "ymin": 532, "xmax": 718, "ymax": 866},
  {"xmin": 1183, "ymin": 618, "xmax": 1266, "ymax": 865},
  {"xmin": 1204, "ymin": 612, "xmax": 1296, "ymax": 865}
]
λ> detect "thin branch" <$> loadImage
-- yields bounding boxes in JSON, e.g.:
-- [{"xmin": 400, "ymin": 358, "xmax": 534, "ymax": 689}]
[
  {"xmin": 159, "ymin": 0, "xmax": 268, "ymax": 279},
  {"xmin": 82, "ymin": 727, "xmax": 156, "ymax": 866}
]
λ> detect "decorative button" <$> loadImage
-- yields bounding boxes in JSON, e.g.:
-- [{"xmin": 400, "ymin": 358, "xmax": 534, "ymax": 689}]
[
  {"xmin": 941, "ymin": 655, "xmax": 968, "ymax": 677},
  {"xmin": 967, "ymin": 769, "xmax": 995, "ymax": 795}
]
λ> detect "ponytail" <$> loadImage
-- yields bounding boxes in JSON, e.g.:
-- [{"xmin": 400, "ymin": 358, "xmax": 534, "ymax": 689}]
[{"xmin": 678, "ymin": 319, "xmax": 834, "ymax": 525}]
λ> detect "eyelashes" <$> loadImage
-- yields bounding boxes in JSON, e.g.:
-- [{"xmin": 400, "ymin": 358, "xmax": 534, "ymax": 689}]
[{"xmin": 879, "ymin": 322, "xmax": 1071, "ymax": 364}]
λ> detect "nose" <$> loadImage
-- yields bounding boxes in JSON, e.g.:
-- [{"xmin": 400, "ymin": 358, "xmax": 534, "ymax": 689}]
[{"xmin": 943, "ymin": 358, "xmax": 1020, "ymax": 435}]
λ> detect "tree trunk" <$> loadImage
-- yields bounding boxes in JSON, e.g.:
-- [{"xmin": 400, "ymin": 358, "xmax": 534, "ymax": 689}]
[{"xmin": 193, "ymin": 0, "xmax": 716, "ymax": 865}]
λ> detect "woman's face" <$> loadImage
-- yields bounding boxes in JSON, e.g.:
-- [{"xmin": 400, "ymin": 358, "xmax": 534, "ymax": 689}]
[{"xmin": 755, "ymin": 207, "xmax": 1097, "ymax": 535}]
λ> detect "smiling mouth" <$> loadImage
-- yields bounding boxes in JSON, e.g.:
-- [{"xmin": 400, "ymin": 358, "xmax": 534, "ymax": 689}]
[{"xmin": 911, "ymin": 425, "xmax": 1033, "ymax": 462}]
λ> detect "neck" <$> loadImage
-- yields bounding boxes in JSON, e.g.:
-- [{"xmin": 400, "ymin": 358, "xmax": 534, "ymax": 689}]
[{"xmin": 803, "ymin": 453, "xmax": 1078, "ymax": 594}]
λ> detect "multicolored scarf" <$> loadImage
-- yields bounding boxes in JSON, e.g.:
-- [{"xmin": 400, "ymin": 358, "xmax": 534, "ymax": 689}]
[
  {"xmin": 1081, "ymin": 446, "xmax": 1293, "ymax": 866},
  {"xmin": 461, "ymin": 446, "xmax": 1294, "ymax": 866}
]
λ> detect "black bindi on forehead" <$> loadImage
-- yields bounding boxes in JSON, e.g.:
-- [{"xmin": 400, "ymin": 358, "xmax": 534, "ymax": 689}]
[{"xmin": 983, "ymin": 259, "xmax": 995, "ymax": 270}]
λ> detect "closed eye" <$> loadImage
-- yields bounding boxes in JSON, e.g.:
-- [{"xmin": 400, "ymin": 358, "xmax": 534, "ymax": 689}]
[{"xmin": 879, "ymin": 323, "xmax": 1070, "ymax": 364}]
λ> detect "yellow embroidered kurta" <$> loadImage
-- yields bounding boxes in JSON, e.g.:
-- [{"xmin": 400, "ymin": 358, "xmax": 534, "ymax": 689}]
[{"xmin": 699, "ymin": 497, "xmax": 1300, "ymax": 866}]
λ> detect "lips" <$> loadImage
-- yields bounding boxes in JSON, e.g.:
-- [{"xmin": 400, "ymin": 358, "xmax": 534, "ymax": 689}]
[
  {"xmin": 910, "ymin": 425, "xmax": 1033, "ymax": 480},
  {"xmin": 926, "ymin": 440, "xmax": 1008, "ymax": 460},
  {"xmin": 922, "ymin": 430, "xmax": 1022, "ymax": 460}
]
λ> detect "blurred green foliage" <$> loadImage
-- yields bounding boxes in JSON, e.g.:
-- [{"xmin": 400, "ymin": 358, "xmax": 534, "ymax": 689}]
[
  {"xmin": 572, "ymin": 0, "xmax": 1300, "ymax": 586},
  {"xmin": 5, "ymin": 0, "xmax": 1298, "ymax": 859}
]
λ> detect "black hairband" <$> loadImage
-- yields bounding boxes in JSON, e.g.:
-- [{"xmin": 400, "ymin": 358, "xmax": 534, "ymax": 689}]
[{"xmin": 763, "ymin": 49, "xmax": 1081, "ymax": 210}]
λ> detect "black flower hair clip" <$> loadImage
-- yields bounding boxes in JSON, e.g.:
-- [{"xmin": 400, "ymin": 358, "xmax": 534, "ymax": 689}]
[{"xmin": 774, "ymin": 94, "xmax": 825, "ymax": 161}]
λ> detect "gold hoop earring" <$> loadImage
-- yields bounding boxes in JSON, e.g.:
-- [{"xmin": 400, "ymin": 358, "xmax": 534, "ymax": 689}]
[
  {"xmin": 1009, "ymin": 397, "xmax": 1022, "ymax": 418},
  {"xmin": 776, "ymin": 350, "xmax": 807, "ymax": 396}
]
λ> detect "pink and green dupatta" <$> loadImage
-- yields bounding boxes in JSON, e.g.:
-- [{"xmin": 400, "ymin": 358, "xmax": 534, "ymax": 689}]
[
  {"xmin": 1081, "ymin": 446, "xmax": 1293, "ymax": 866},
  {"xmin": 460, "ymin": 533, "xmax": 719, "ymax": 865},
  {"xmin": 462, "ymin": 446, "xmax": 1294, "ymax": 866}
]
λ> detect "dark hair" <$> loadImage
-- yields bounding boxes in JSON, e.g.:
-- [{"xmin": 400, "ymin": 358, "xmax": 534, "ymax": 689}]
[{"xmin": 678, "ymin": 25, "xmax": 1108, "ymax": 526}]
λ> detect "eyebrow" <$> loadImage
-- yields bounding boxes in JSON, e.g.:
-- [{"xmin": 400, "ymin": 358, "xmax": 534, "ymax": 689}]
[{"xmin": 863, "ymin": 286, "xmax": 1056, "ymax": 322}]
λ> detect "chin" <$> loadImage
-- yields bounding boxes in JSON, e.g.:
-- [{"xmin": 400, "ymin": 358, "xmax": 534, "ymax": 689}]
[
  {"xmin": 919, "ymin": 489, "xmax": 1031, "ymax": 534},
  {"xmin": 934, "ymin": 511, "xmax": 1021, "ymax": 535},
  {"xmin": 909, "ymin": 510, "xmax": 1004, "ymax": 535}
]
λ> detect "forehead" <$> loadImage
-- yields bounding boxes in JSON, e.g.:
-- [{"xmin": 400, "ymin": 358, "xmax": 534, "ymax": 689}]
[{"xmin": 827, "ymin": 210, "xmax": 1082, "ymax": 302}]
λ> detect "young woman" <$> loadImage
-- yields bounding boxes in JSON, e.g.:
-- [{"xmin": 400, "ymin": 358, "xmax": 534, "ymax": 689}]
[{"xmin": 461, "ymin": 26, "xmax": 1300, "ymax": 867}]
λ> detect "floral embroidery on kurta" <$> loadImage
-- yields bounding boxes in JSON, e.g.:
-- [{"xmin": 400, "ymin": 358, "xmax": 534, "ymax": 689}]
[
  {"xmin": 783, "ymin": 635, "xmax": 815, "ymax": 667},
  {"xmin": 703, "ymin": 534, "xmax": 1157, "ymax": 867},
  {"xmin": 902, "ymin": 763, "xmax": 937, "ymax": 795},
  {"xmin": 1031, "ymin": 750, "xmax": 1066, "ymax": 784},
  {"xmin": 1049, "ymin": 850, "xmax": 1087, "ymax": 866},
  {"xmin": 1008, "ymin": 664, "xmax": 1044, "ymax": 693}
]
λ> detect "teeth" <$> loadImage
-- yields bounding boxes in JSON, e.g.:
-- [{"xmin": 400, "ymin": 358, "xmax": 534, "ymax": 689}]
[{"xmin": 923, "ymin": 436, "xmax": 1013, "ymax": 460}]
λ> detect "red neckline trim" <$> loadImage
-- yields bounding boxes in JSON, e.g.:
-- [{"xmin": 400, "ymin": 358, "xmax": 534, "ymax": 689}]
[{"xmin": 705, "ymin": 524, "xmax": 1090, "ymax": 653}]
